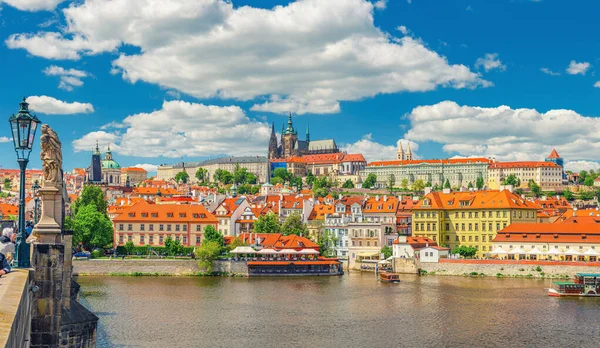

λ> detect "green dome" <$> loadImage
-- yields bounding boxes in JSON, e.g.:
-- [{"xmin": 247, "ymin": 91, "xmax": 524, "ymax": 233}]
[{"xmin": 102, "ymin": 159, "xmax": 121, "ymax": 169}]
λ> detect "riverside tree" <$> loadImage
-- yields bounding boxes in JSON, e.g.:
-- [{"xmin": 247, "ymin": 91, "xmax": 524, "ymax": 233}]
[
  {"xmin": 203, "ymin": 225, "xmax": 224, "ymax": 246},
  {"xmin": 281, "ymin": 213, "xmax": 308, "ymax": 236},
  {"xmin": 254, "ymin": 212, "xmax": 280, "ymax": 233},
  {"xmin": 68, "ymin": 185, "xmax": 112, "ymax": 251}
]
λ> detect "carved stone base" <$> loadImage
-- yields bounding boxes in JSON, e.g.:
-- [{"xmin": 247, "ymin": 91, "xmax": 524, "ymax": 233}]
[{"xmin": 32, "ymin": 186, "xmax": 63, "ymax": 244}]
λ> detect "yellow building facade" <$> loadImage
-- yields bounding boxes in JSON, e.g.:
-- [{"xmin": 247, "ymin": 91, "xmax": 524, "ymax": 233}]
[{"xmin": 412, "ymin": 190, "xmax": 538, "ymax": 257}]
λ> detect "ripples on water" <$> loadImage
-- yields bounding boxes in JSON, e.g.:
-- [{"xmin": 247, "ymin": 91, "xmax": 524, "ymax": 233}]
[{"xmin": 77, "ymin": 274, "xmax": 600, "ymax": 348}]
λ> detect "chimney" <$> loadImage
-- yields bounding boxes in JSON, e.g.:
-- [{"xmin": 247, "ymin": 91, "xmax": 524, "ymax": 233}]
[
  {"xmin": 376, "ymin": 195, "xmax": 380, "ymax": 201},
  {"xmin": 398, "ymin": 235, "xmax": 407, "ymax": 243},
  {"xmin": 383, "ymin": 195, "xmax": 387, "ymax": 202},
  {"xmin": 442, "ymin": 188, "xmax": 451, "ymax": 194},
  {"xmin": 573, "ymin": 208, "xmax": 577, "ymax": 217}
]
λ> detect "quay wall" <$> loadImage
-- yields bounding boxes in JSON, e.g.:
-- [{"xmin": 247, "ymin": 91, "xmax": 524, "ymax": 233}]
[
  {"xmin": 73, "ymin": 259, "xmax": 248, "ymax": 276},
  {"xmin": 421, "ymin": 259, "xmax": 600, "ymax": 278}
]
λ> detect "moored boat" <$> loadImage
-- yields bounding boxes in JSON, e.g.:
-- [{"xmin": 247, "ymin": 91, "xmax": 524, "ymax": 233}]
[
  {"xmin": 548, "ymin": 273, "xmax": 600, "ymax": 297},
  {"xmin": 379, "ymin": 272, "xmax": 400, "ymax": 283}
]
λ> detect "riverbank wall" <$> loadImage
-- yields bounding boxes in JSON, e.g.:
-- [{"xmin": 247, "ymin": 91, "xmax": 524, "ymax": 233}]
[
  {"xmin": 421, "ymin": 259, "xmax": 600, "ymax": 278},
  {"xmin": 73, "ymin": 259, "xmax": 249, "ymax": 276}
]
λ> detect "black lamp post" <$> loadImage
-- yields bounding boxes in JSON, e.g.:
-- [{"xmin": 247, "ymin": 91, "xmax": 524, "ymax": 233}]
[
  {"xmin": 33, "ymin": 180, "xmax": 41, "ymax": 224},
  {"xmin": 9, "ymin": 97, "xmax": 41, "ymax": 268}
]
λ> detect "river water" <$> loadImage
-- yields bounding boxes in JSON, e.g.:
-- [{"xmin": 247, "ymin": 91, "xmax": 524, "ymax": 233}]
[{"xmin": 78, "ymin": 273, "xmax": 600, "ymax": 348}]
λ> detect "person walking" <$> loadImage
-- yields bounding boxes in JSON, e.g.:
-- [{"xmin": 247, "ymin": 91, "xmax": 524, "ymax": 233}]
[{"xmin": 0, "ymin": 228, "xmax": 15, "ymax": 256}]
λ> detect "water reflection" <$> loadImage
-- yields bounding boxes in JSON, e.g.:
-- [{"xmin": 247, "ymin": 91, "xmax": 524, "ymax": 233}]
[{"xmin": 78, "ymin": 274, "xmax": 600, "ymax": 348}]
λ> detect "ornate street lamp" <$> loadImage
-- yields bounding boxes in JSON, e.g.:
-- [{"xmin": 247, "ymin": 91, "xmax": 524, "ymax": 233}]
[
  {"xmin": 8, "ymin": 97, "xmax": 41, "ymax": 268},
  {"xmin": 33, "ymin": 180, "xmax": 41, "ymax": 224}
]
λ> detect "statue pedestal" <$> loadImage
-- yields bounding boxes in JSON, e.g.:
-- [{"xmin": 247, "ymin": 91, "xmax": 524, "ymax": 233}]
[{"xmin": 32, "ymin": 186, "xmax": 63, "ymax": 244}]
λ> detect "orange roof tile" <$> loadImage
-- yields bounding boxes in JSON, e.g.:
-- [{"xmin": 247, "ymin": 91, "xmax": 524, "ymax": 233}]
[
  {"xmin": 367, "ymin": 158, "xmax": 491, "ymax": 167},
  {"xmin": 489, "ymin": 161, "xmax": 560, "ymax": 169},
  {"xmin": 113, "ymin": 200, "xmax": 217, "ymax": 223},
  {"xmin": 493, "ymin": 223, "xmax": 600, "ymax": 243},
  {"xmin": 363, "ymin": 196, "xmax": 399, "ymax": 213},
  {"xmin": 414, "ymin": 190, "xmax": 538, "ymax": 210},
  {"xmin": 308, "ymin": 204, "xmax": 334, "ymax": 220},
  {"xmin": 547, "ymin": 148, "xmax": 561, "ymax": 159}
]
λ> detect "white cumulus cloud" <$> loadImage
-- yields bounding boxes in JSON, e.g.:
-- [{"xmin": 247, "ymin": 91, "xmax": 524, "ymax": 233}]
[
  {"xmin": 0, "ymin": 0, "xmax": 64, "ymax": 11},
  {"xmin": 341, "ymin": 134, "xmax": 419, "ymax": 162},
  {"xmin": 7, "ymin": 0, "xmax": 488, "ymax": 115},
  {"xmin": 0, "ymin": 136, "xmax": 12, "ymax": 143},
  {"xmin": 43, "ymin": 65, "xmax": 90, "ymax": 91},
  {"xmin": 540, "ymin": 67, "xmax": 560, "ymax": 76},
  {"xmin": 396, "ymin": 25, "xmax": 409, "ymax": 35},
  {"xmin": 373, "ymin": 0, "xmax": 387, "ymax": 10},
  {"xmin": 594, "ymin": 81, "xmax": 600, "ymax": 88},
  {"xmin": 73, "ymin": 100, "xmax": 270, "ymax": 158},
  {"xmin": 475, "ymin": 53, "xmax": 506, "ymax": 72},
  {"xmin": 26, "ymin": 95, "xmax": 94, "ymax": 115},
  {"xmin": 566, "ymin": 60, "xmax": 590, "ymax": 75},
  {"xmin": 133, "ymin": 163, "xmax": 158, "ymax": 174},
  {"xmin": 405, "ymin": 101, "xmax": 600, "ymax": 162},
  {"xmin": 72, "ymin": 131, "xmax": 120, "ymax": 153},
  {"xmin": 564, "ymin": 161, "xmax": 600, "ymax": 173}
]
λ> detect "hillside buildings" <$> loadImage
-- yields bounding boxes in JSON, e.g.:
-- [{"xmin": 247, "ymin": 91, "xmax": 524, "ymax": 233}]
[
  {"xmin": 412, "ymin": 189, "xmax": 538, "ymax": 257},
  {"xmin": 363, "ymin": 157, "xmax": 490, "ymax": 189},
  {"xmin": 157, "ymin": 156, "xmax": 269, "ymax": 183},
  {"xmin": 487, "ymin": 150, "xmax": 564, "ymax": 190},
  {"xmin": 84, "ymin": 143, "xmax": 139, "ymax": 186}
]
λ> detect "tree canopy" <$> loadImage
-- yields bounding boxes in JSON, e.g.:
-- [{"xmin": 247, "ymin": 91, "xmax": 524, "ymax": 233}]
[
  {"xmin": 342, "ymin": 179, "xmax": 355, "ymax": 189},
  {"xmin": 454, "ymin": 245, "xmax": 477, "ymax": 258},
  {"xmin": 203, "ymin": 225, "xmax": 224, "ymax": 246},
  {"xmin": 411, "ymin": 179, "xmax": 425, "ymax": 191},
  {"xmin": 362, "ymin": 173, "xmax": 377, "ymax": 189},
  {"xmin": 72, "ymin": 204, "xmax": 113, "ymax": 251},
  {"xmin": 280, "ymin": 213, "xmax": 308, "ymax": 236},
  {"xmin": 317, "ymin": 230, "xmax": 338, "ymax": 257},
  {"xmin": 195, "ymin": 241, "xmax": 222, "ymax": 272},
  {"xmin": 71, "ymin": 185, "xmax": 107, "ymax": 216},
  {"xmin": 254, "ymin": 212, "xmax": 280, "ymax": 233},
  {"xmin": 214, "ymin": 169, "xmax": 233, "ymax": 184},
  {"xmin": 175, "ymin": 171, "xmax": 190, "ymax": 184},
  {"xmin": 195, "ymin": 168, "xmax": 208, "ymax": 183},
  {"xmin": 387, "ymin": 174, "xmax": 396, "ymax": 194},
  {"xmin": 501, "ymin": 174, "xmax": 520, "ymax": 187},
  {"xmin": 475, "ymin": 177, "xmax": 485, "ymax": 190},
  {"xmin": 381, "ymin": 245, "xmax": 392, "ymax": 259},
  {"xmin": 562, "ymin": 189, "xmax": 574, "ymax": 201},
  {"xmin": 444, "ymin": 179, "xmax": 451, "ymax": 189},
  {"xmin": 528, "ymin": 180, "xmax": 541, "ymax": 197}
]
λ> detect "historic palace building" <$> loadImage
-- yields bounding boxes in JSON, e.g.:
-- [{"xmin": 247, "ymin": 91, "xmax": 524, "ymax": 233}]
[
  {"xmin": 487, "ymin": 149, "xmax": 564, "ymax": 191},
  {"xmin": 157, "ymin": 156, "xmax": 269, "ymax": 183},
  {"xmin": 269, "ymin": 113, "xmax": 339, "ymax": 159},
  {"xmin": 412, "ymin": 190, "xmax": 538, "ymax": 257}
]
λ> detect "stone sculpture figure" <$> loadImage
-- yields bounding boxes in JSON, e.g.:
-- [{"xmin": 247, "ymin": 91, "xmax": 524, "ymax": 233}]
[{"xmin": 40, "ymin": 124, "xmax": 62, "ymax": 185}]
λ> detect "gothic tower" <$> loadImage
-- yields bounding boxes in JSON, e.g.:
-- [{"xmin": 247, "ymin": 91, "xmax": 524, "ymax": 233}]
[
  {"xmin": 282, "ymin": 112, "xmax": 298, "ymax": 158},
  {"xmin": 397, "ymin": 141, "xmax": 405, "ymax": 160},
  {"xmin": 406, "ymin": 142, "xmax": 413, "ymax": 161},
  {"xmin": 268, "ymin": 122, "xmax": 279, "ymax": 159}
]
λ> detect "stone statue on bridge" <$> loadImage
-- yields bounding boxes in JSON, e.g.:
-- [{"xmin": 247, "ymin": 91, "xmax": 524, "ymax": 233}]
[{"xmin": 40, "ymin": 124, "xmax": 62, "ymax": 186}]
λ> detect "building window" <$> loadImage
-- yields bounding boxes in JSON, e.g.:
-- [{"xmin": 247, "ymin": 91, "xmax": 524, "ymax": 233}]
[
  {"xmin": 474, "ymin": 212, "xmax": 478, "ymax": 218},
  {"xmin": 455, "ymin": 236, "xmax": 459, "ymax": 241},
  {"xmin": 468, "ymin": 212, "xmax": 472, "ymax": 218},
  {"xmin": 119, "ymin": 235, "xmax": 123, "ymax": 243},
  {"xmin": 468, "ymin": 223, "xmax": 472, "ymax": 231},
  {"xmin": 482, "ymin": 224, "xmax": 486, "ymax": 231},
  {"xmin": 475, "ymin": 236, "xmax": 479, "ymax": 242},
  {"xmin": 183, "ymin": 225, "xmax": 187, "ymax": 232},
  {"xmin": 196, "ymin": 225, "xmax": 201, "ymax": 232},
  {"xmin": 445, "ymin": 235, "xmax": 449, "ymax": 241},
  {"xmin": 127, "ymin": 224, "xmax": 132, "ymax": 231},
  {"xmin": 149, "ymin": 235, "xmax": 153, "ymax": 244},
  {"xmin": 359, "ymin": 241, "xmax": 362, "ymax": 246},
  {"xmin": 367, "ymin": 241, "xmax": 370, "ymax": 246},
  {"xmin": 489, "ymin": 223, "xmax": 493, "ymax": 231},
  {"xmin": 445, "ymin": 223, "xmax": 450, "ymax": 231},
  {"xmin": 175, "ymin": 235, "xmax": 180, "ymax": 242},
  {"xmin": 159, "ymin": 224, "xmax": 164, "ymax": 231},
  {"xmin": 461, "ymin": 223, "xmax": 465, "ymax": 231},
  {"xmin": 176, "ymin": 225, "xmax": 180, "ymax": 231},
  {"xmin": 149, "ymin": 224, "xmax": 154, "ymax": 231},
  {"xmin": 140, "ymin": 235, "xmax": 145, "ymax": 244},
  {"xmin": 119, "ymin": 224, "xmax": 124, "ymax": 231},
  {"xmin": 432, "ymin": 236, "xmax": 436, "ymax": 241},
  {"xmin": 128, "ymin": 235, "xmax": 132, "ymax": 242},
  {"xmin": 140, "ymin": 224, "xmax": 145, "ymax": 231},
  {"xmin": 432, "ymin": 223, "xmax": 437, "ymax": 231},
  {"xmin": 503, "ymin": 211, "xmax": 507, "ymax": 218},
  {"xmin": 461, "ymin": 236, "xmax": 465, "ymax": 242},
  {"xmin": 482, "ymin": 235, "xmax": 486, "ymax": 242},
  {"xmin": 461, "ymin": 212, "xmax": 465, "ymax": 218},
  {"xmin": 183, "ymin": 236, "xmax": 187, "ymax": 244},
  {"xmin": 496, "ymin": 223, "xmax": 500, "ymax": 231},
  {"xmin": 469, "ymin": 236, "xmax": 472, "ymax": 242},
  {"xmin": 167, "ymin": 225, "xmax": 172, "ymax": 231},
  {"xmin": 159, "ymin": 235, "xmax": 164, "ymax": 244},
  {"xmin": 455, "ymin": 224, "xmax": 459, "ymax": 231}
]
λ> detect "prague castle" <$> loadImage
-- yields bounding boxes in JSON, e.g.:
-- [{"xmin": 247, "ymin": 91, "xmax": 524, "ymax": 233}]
[{"xmin": 268, "ymin": 113, "xmax": 339, "ymax": 159}]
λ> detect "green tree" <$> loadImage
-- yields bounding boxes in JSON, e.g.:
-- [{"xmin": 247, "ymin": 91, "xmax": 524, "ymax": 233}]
[
  {"xmin": 476, "ymin": 177, "xmax": 485, "ymax": 190},
  {"xmin": 271, "ymin": 177, "xmax": 284, "ymax": 185},
  {"xmin": 214, "ymin": 169, "xmax": 233, "ymax": 184},
  {"xmin": 280, "ymin": 213, "xmax": 308, "ymax": 236},
  {"xmin": 562, "ymin": 189, "xmax": 574, "ymax": 201},
  {"xmin": 584, "ymin": 176, "xmax": 595, "ymax": 187},
  {"xmin": 227, "ymin": 236, "xmax": 249, "ymax": 252},
  {"xmin": 295, "ymin": 176, "xmax": 303, "ymax": 190},
  {"xmin": 164, "ymin": 236, "xmax": 174, "ymax": 255},
  {"xmin": 124, "ymin": 241, "xmax": 134, "ymax": 255},
  {"xmin": 195, "ymin": 168, "xmax": 208, "ymax": 183},
  {"xmin": 72, "ymin": 204, "xmax": 113, "ymax": 251},
  {"xmin": 342, "ymin": 179, "xmax": 355, "ymax": 189},
  {"xmin": 317, "ymin": 230, "xmax": 338, "ymax": 257},
  {"xmin": 245, "ymin": 172, "xmax": 258, "ymax": 184},
  {"xmin": 362, "ymin": 173, "xmax": 377, "ymax": 189},
  {"xmin": 3, "ymin": 178, "xmax": 11, "ymax": 191},
  {"xmin": 454, "ymin": 245, "xmax": 477, "ymax": 258},
  {"xmin": 203, "ymin": 225, "xmax": 224, "ymax": 246},
  {"xmin": 175, "ymin": 171, "xmax": 190, "ymax": 184},
  {"xmin": 387, "ymin": 174, "xmax": 396, "ymax": 194},
  {"xmin": 381, "ymin": 245, "xmax": 393, "ymax": 259},
  {"xmin": 579, "ymin": 170, "xmax": 588, "ymax": 183},
  {"xmin": 306, "ymin": 172, "xmax": 315, "ymax": 188},
  {"xmin": 502, "ymin": 174, "xmax": 520, "ymax": 187},
  {"xmin": 528, "ymin": 180, "xmax": 542, "ymax": 197},
  {"xmin": 195, "ymin": 241, "xmax": 223, "ymax": 272},
  {"xmin": 444, "ymin": 179, "xmax": 451, "ymax": 189},
  {"xmin": 254, "ymin": 212, "xmax": 280, "ymax": 233},
  {"xmin": 432, "ymin": 183, "xmax": 440, "ymax": 191},
  {"xmin": 411, "ymin": 179, "xmax": 425, "ymax": 191},
  {"xmin": 272, "ymin": 168, "xmax": 291, "ymax": 183},
  {"xmin": 467, "ymin": 182, "xmax": 473, "ymax": 189},
  {"xmin": 71, "ymin": 185, "xmax": 107, "ymax": 216},
  {"xmin": 400, "ymin": 178, "xmax": 409, "ymax": 190},
  {"xmin": 580, "ymin": 191, "xmax": 595, "ymax": 200},
  {"xmin": 233, "ymin": 164, "xmax": 248, "ymax": 185}
]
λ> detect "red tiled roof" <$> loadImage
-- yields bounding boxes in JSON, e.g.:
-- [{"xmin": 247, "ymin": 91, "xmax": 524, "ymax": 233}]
[
  {"xmin": 121, "ymin": 167, "xmax": 147, "ymax": 173},
  {"xmin": 414, "ymin": 190, "xmax": 538, "ymax": 210},
  {"xmin": 236, "ymin": 233, "xmax": 319, "ymax": 250},
  {"xmin": 113, "ymin": 200, "xmax": 217, "ymax": 223},
  {"xmin": 547, "ymin": 148, "xmax": 561, "ymax": 159},
  {"xmin": 367, "ymin": 158, "xmax": 491, "ymax": 167},
  {"xmin": 341, "ymin": 154, "xmax": 366, "ymax": 162},
  {"xmin": 363, "ymin": 196, "xmax": 399, "ymax": 213},
  {"xmin": 493, "ymin": 223, "xmax": 600, "ymax": 243},
  {"xmin": 489, "ymin": 161, "xmax": 559, "ymax": 169},
  {"xmin": 308, "ymin": 204, "xmax": 334, "ymax": 220}
]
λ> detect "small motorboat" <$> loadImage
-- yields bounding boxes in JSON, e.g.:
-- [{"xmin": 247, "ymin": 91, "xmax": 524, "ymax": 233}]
[{"xmin": 379, "ymin": 272, "xmax": 400, "ymax": 283}]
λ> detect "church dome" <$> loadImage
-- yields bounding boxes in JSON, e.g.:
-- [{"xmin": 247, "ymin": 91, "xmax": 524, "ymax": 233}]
[{"xmin": 102, "ymin": 159, "xmax": 121, "ymax": 169}]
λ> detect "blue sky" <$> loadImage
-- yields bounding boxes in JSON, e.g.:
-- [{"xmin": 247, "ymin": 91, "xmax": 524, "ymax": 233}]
[{"xmin": 1, "ymin": 0, "xmax": 599, "ymax": 174}]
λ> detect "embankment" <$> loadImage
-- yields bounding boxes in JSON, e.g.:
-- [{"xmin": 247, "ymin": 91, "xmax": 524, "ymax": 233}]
[
  {"xmin": 73, "ymin": 259, "xmax": 248, "ymax": 276},
  {"xmin": 421, "ymin": 259, "xmax": 600, "ymax": 278}
]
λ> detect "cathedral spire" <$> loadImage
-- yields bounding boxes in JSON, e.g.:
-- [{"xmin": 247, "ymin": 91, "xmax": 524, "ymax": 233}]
[
  {"xmin": 397, "ymin": 141, "xmax": 404, "ymax": 160},
  {"xmin": 406, "ymin": 142, "xmax": 413, "ymax": 160},
  {"xmin": 306, "ymin": 125, "xmax": 310, "ymax": 143}
]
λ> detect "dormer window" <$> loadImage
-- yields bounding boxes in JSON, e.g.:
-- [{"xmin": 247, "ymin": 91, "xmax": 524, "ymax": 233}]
[
  {"xmin": 151, "ymin": 213, "xmax": 158, "ymax": 218},
  {"xmin": 180, "ymin": 213, "xmax": 186, "ymax": 218},
  {"xmin": 167, "ymin": 213, "xmax": 174, "ymax": 218},
  {"xmin": 141, "ymin": 213, "xmax": 148, "ymax": 218},
  {"xmin": 128, "ymin": 213, "xmax": 135, "ymax": 217}
]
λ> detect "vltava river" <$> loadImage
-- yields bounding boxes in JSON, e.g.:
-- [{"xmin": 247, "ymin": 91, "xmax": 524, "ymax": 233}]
[{"xmin": 78, "ymin": 273, "xmax": 600, "ymax": 348}]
